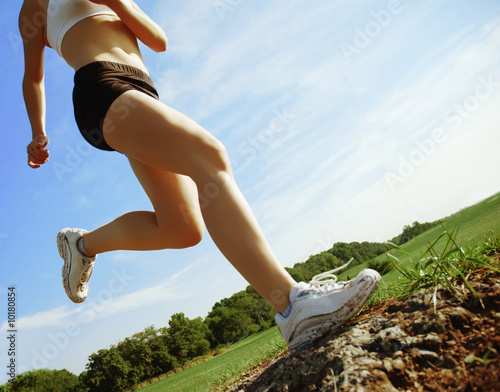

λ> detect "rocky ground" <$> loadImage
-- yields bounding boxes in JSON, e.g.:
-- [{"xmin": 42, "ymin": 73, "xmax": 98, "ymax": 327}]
[{"xmin": 226, "ymin": 267, "xmax": 500, "ymax": 392}]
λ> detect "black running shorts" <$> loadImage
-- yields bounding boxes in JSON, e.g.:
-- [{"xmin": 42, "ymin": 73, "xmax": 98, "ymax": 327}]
[{"xmin": 72, "ymin": 61, "xmax": 159, "ymax": 151}]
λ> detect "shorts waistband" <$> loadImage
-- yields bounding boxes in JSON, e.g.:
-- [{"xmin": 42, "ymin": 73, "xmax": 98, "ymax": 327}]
[{"xmin": 74, "ymin": 61, "xmax": 153, "ymax": 84}]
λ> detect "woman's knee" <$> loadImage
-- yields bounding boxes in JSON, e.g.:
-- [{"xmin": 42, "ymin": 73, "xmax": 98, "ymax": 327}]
[
  {"xmin": 172, "ymin": 225, "xmax": 204, "ymax": 249},
  {"xmin": 191, "ymin": 136, "xmax": 233, "ymax": 183},
  {"xmin": 204, "ymin": 137, "xmax": 231, "ymax": 171},
  {"xmin": 156, "ymin": 219, "xmax": 204, "ymax": 249}
]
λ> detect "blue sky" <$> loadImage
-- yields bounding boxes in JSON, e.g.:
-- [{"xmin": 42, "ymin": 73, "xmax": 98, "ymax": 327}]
[{"xmin": 1, "ymin": 0, "xmax": 500, "ymax": 382}]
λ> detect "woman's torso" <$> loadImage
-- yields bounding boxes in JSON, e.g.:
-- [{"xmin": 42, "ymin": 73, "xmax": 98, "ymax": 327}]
[{"xmin": 42, "ymin": 0, "xmax": 148, "ymax": 73}]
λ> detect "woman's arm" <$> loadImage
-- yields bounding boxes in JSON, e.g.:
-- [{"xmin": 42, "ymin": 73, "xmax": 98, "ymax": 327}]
[
  {"xmin": 19, "ymin": 0, "xmax": 50, "ymax": 168},
  {"xmin": 90, "ymin": 0, "xmax": 168, "ymax": 52}
]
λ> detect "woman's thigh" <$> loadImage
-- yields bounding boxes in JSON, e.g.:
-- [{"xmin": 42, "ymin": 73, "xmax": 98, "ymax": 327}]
[
  {"xmin": 128, "ymin": 156, "xmax": 204, "ymax": 246},
  {"xmin": 103, "ymin": 90, "xmax": 229, "ymax": 179}
]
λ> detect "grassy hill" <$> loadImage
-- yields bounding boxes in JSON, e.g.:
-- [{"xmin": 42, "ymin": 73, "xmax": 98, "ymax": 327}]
[
  {"xmin": 136, "ymin": 328, "xmax": 284, "ymax": 392},
  {"xmin": 337, "ymin": 191, "xmax": 500, "ymax": 284},
  {"xmin": 134, "ymin": 191, "xmax": 500, "ymax": 391}
]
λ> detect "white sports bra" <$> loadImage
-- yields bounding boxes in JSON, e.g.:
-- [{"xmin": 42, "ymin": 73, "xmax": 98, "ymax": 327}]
[{"xmin": 46, "ymin": 0, "xmax": 132, "ymax": 57}]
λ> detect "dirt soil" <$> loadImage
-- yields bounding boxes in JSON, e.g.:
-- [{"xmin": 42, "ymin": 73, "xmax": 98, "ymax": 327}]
[{"xmin": 225, "ymin": 267, "xmax": 500, "ymax": 392}]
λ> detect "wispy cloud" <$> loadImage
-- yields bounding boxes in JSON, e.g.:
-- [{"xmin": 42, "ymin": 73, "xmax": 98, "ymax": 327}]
[
  {"xmin": 155, "ymin": 1, "xmax": 354, "ymax": 121},
  {"xmin": 362, "ymin": 22, "xmax": 500, "ymax": 141},
  {"xmin": 1, "ymin": 306, "xmax": 78, "ymax": 331},
  {"xmin": 7, "ymin": 260, "xmax": 201, "ymax": 332},
  {"xmin": 233, "ymin": 13, "xmax": 500, "ymax": 264}
]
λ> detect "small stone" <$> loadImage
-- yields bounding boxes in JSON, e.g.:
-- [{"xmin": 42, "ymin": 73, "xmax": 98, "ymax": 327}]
[
  {"xmin": 383, "ymin": 358, "xmax": 393, "ymax": 372},
  {"xmin": 367, "ymin": 315, "xmax": 389, "ymax": 332},
  {"xmin": 412, "ymin": 348, "xmax": 439, "ymax": 362},
  {"xmin": 392, "ymin": 358, "xmax": 405, "ymax": 371},
  {"xmin": 422, "ymin": 332, "xmax": 442, "ymax": 350},
  {"xmin": 392, "ymin": 350, "xmax": 403, "ymax": 359},
  {"xmin": 349, "ymin": 327, "xmax": 375, "ymax": 349},
  {"xmin": 375, "ymin": 326, "xmax": 408, "ymax": 352}
]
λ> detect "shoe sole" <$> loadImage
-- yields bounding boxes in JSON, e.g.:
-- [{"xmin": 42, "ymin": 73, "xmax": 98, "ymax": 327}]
[
  {"xmin": 57, "ymin": 229, "xmax": 84, "ymax": 304},
  {"xmin": 289, "ymin": 269, "xmax": 381, "ymax": 350}
]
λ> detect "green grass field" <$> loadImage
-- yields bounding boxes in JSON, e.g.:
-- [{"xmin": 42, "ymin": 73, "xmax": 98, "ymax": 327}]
[
  {"xmin": 138, "ymin": 327, "xmax": 285, "ymax": 392},
  {"xmin": 338, "ymin": 191, "xmax": 500, "ymax": 284},
  {"xmin": 138, "ymin": 191, "xmax": 500, "ymax": 392}
]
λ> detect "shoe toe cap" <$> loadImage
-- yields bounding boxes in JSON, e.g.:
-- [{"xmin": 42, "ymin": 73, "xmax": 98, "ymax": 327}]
[{"xmin": 358, "ymin": 268, "xmax": 381, "ymax": 282}]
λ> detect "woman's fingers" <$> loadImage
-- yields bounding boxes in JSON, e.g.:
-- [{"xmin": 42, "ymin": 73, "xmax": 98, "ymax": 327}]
[{"xmin": 27, "ymin": 136, "xmax": 50, "ymax": 168}]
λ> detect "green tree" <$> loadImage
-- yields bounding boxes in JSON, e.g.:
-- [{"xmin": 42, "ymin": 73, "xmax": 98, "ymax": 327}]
[
  {"xmin": 83, "ymin": 348, "xmax": 132, "ymax": 392},
  {"xmin": 328, "ymin": 242, "xmax": 353, "ymax": 263},
  {"xmin": 148, "ymin": 328, "xmax": 178, "ymax": 376},
  {"xmin": 205, "ymin": 306, "xmax": 256, "ymax": 346},
  {"xmin": 166, "ymin": 313, "xmax": 210, "ymax": 364},
  {"xmin": 150, "ymin": 349, "xmax": 178, "ymax": 376},
  {"xmin": 285, "ymin": 266, "xmax": 305, "ymax": 283},
  {"xmin": 390, "ymin": 221, "xmax": 437, "ymax": 245},
  {"xmin": 6, "ymin": 369, "xmax": 85, "ymax": 392},
  {"xmin": 116, "ymin": 337, "xmax": 152, "ymax": 383},
  {"xmin": 206, "ymin": 286, "xmax": 274, "ymax": 347}
]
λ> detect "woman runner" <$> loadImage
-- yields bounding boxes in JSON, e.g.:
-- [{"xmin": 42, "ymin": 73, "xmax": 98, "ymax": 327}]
[{"xmin": 20, "ymin": 0, "xmax": 380, "ymax": 350}]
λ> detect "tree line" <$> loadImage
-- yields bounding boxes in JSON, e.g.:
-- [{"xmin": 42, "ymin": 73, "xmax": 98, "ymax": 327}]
[
  {"xmin": 389, "ymin": 220, "xmax": 437, "ymax": 245},
  {"xmin": 1, "ymin": 221, "xmax": 435, "ymax": 391}
]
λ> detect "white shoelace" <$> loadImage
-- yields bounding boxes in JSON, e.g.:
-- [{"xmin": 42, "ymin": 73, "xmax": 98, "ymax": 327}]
[
  {"xmin": 290, "ymin": 258, "xmax": 355, "ymax": 343},
  {"xmin": 283, "ymin": 258, "xmax": 355, "ymax": 317},
  {"xmin": 309, "ymin": 258, "xmax": 354, "ymax": 287}
]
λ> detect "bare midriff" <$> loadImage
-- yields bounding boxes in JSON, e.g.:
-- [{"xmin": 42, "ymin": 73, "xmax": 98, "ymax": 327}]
[{"xmin": 57, "ymin": 15, "xmax": 148, "ymax": 73}]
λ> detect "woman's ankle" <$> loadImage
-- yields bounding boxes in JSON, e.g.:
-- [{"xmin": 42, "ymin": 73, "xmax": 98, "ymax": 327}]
[{"xmin": 77, "ymin": 234, "xmax": 95, "ymax": 258}]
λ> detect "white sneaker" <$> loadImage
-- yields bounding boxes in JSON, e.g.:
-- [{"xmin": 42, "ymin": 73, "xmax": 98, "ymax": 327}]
[
  {"xmin": 276, "ymin": 260, "xmax": 380, "ymax": 350},
  {"xmin": 57, "ymin": 228, "xmax": 96, "ymax": 303}
]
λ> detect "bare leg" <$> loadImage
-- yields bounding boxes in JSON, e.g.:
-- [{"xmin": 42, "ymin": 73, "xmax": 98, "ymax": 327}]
[
  {"xmin": 83, "ymin": 165, "xmax": 204, "ymax": 254},
  {"xmin": 85, "ymin": 90, "xmax": 296, "ymax": 312}
]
